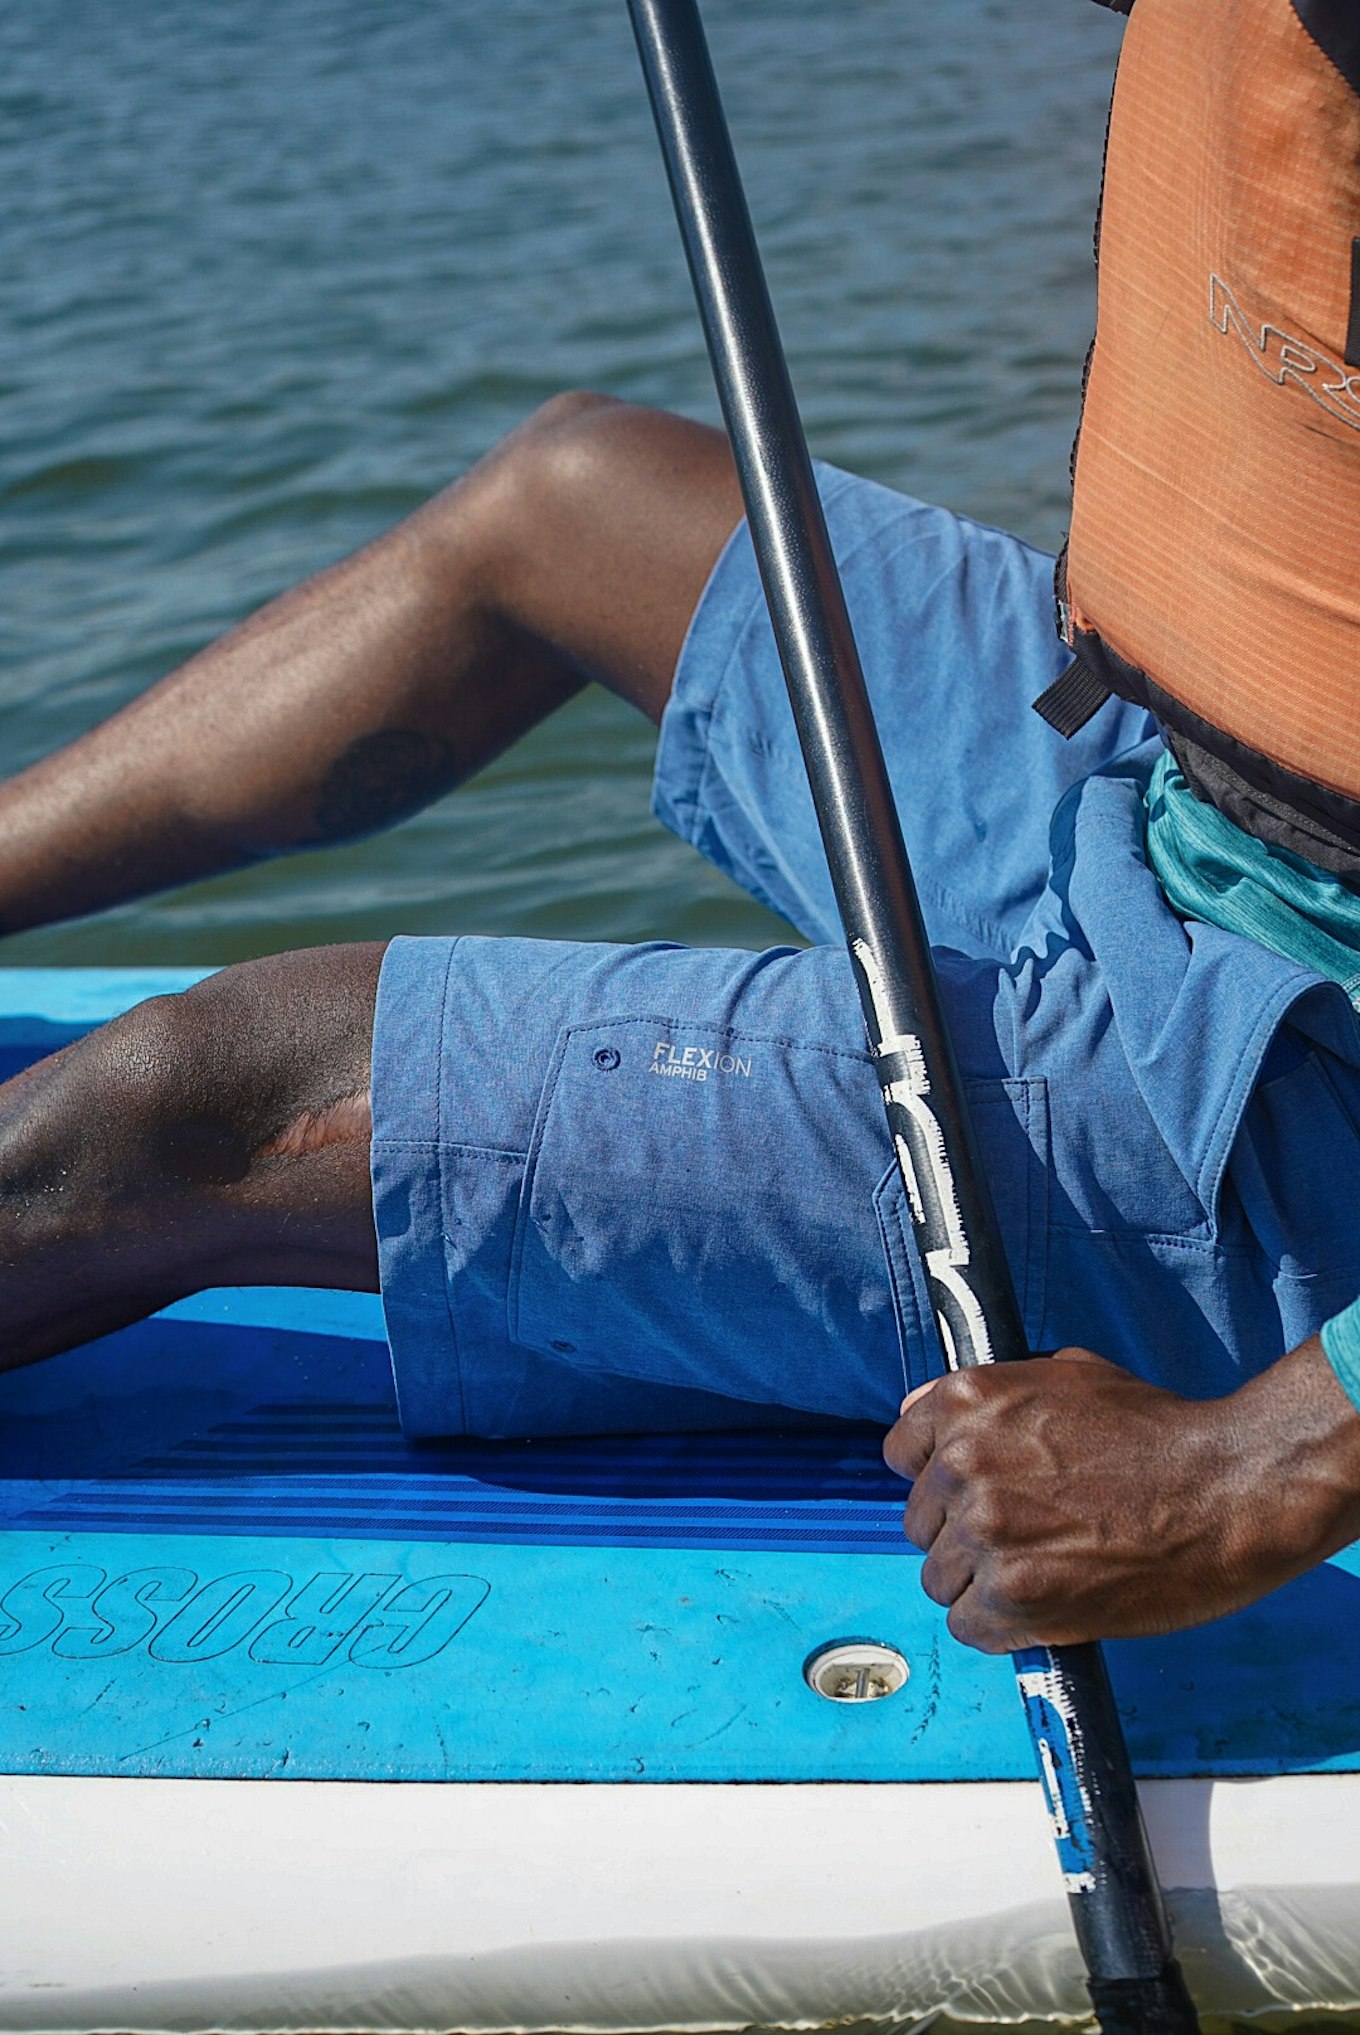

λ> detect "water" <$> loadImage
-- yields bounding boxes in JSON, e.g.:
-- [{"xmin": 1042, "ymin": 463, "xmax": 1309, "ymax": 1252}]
[{"xmin": 3, "ymin": 0, "xmax": 1124, "ymax": 967}]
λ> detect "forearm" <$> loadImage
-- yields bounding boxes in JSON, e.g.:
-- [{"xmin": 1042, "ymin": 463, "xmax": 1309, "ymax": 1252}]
[{"xmin": 1230, "ymin": 1333, "xmax": 1360, "ymax": 1586}]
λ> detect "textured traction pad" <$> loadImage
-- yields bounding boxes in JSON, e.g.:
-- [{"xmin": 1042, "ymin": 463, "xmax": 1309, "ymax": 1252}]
[{"xmin": 3, "ymin": 1306, "xmax": 1360, "ymax": 1784}]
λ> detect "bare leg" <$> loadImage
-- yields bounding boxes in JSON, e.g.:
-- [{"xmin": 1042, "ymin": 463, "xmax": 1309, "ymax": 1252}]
[
  {"xmin": 0, "ymin": 945, "xmax": 385, "ymax": 1368},
  {"xmin": 0, "ymin": 395, "xmax": 742, "ymax": 933}
]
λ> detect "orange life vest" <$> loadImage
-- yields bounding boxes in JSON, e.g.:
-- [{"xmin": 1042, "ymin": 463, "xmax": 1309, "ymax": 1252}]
[{"xmin": 1040, "ymin": 0, "xmax": 1360, "ymax": 867}]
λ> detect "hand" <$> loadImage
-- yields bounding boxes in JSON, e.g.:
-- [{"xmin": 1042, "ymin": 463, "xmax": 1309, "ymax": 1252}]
[{"xmin": 882, "ymin": 1339, "xmax": 1360, "ymax": 1654}]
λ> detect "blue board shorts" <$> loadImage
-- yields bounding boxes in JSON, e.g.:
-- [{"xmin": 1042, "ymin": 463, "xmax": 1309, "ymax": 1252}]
[{"xmin": 370, "ymin": 466, "xmax": 1360, "ymax": 1439}]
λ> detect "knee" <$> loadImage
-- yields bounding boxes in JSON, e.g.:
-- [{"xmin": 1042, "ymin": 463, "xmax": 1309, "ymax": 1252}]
[
  {"xmin": 114, "ymin": 955, "xmax": 378, "ymax": 1195},
  {"xmin": 108, "ymin": 947, "xmax": 379, "ymax": 1166},
  {"xmin": 520, "ymin": 389, "xmax": 621, "ymax": 440},
  {"xmin": 72, "ymin": 987, "xmax": 258, "ymax": 1190},
  {"xmin": 462, "ymin": 391, "xmax": 647, "ymax": 574},
  {"xmin": 0, "ymin": 946, "xmax": 380, "ymax": 1219},
  {"xmin": 34, "ymin": 968, "xmax": 294, "ymax": 1196},
  {"xmin": 0, "ymin": 988, "xmax": 241, "ymax": 1231},
  {"xmin": 402, "ymin": 390, "xmax": 623, "ymax": 601},
  {"xmin": 489, "ymin": 390, "xmax": 626, "ymax": 516}
]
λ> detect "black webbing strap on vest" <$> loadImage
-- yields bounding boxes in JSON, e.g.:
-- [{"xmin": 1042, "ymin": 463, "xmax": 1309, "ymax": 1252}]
[{"xmin": 1033, "ymin": 655, "xmax": 1113, "ymax": 738}]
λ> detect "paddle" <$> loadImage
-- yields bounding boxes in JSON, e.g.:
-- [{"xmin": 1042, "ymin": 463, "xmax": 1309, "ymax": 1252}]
[{"xmin": 626, "ymin": 2, "xmax": 1200, "ymax": 2025}]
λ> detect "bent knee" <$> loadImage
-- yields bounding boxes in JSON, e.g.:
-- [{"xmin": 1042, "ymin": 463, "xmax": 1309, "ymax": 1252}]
[
  {"xmin": 410, "ymin": 390, "xmax": 626, "ymax": 603},
  {"xmin": 72, "ymin": 988, "xmax": 258, "ymax": 1188},
  {"xmin": 86, "ymin": 946, "xmax": 382, "ymax": 1173},
  {"xmin": 470, "ymin": 394, "xmax": 693, "ymax": 566},
  {"xmin": 520, "ymin": 389, "xmax": 621, "ymax": 439},
  {"xmin": 469, "ymin": 394, "xmax": 735, "ymax": 622},
  {"xmin": 0, "ymin": 952, "xmax": 382, "ymax": 1248},
  {"xmin": 0, "ymin": 989, "xmax": 251, "ymax": 1210},
  {"xmin": 485, "ymin": 390, "xmax": 636, "ymax": 523}
]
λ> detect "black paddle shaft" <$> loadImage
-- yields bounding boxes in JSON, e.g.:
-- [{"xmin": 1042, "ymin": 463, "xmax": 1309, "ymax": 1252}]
[{"xmin": 627, "ymin": 0, "xmax": 1200, "ymax": 2022}]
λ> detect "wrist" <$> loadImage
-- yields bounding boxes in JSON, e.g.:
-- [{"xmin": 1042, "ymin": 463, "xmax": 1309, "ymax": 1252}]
[{"xmin": 1227, "ymin": 1337, "xmax": 1360, "ymax": 1585}]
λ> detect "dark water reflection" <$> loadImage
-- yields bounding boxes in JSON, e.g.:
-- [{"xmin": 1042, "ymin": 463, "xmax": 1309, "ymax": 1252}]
[{"xmin": 5, "ymin": 0, "xmax": 1123, "ymax": 966}]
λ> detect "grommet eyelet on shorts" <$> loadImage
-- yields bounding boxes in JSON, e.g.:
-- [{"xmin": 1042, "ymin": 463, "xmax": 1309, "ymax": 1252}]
[{"xmin": 593, "ymin": 1046, "xmax": 621, "ymax": 1071}]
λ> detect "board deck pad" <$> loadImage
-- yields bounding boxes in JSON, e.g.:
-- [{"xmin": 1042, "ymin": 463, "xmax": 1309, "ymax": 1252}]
[
  {"xmin": 4, "ymin": 1296, "xmax": 1360, "ymax": 1786},
  {"xmin": 2, "ymin": 975, "xmax": 1360, "ymax": 1789}
]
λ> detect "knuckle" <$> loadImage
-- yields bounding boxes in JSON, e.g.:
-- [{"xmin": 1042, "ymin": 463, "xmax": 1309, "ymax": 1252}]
[
  {"xmin": 998, "ymin": 1552, "xmax": 1053, "ymax": 1615},
  {"xmin": 945, "ymin": 1600, "xmax": 982, "ymax": 1649},
  {"xmin": 947, "ymin": 1588, "xmax": 1012, "ymax": 1656},
  {"xmin": 966, "ymin": 1488, "xmax": 1004, "ymax": 1543},
  {"xmin": 919, "ymin": 1555, "xmax": 951, "ymax": 1607},
  {"xmin": 939, "ymin": 1429, "xmax": 981, "ymax": 1481},
  {"xmin": 943, "ymin": 1371, "xmax": 991, "ymax": 1416},
  {"xmin": 882, "ymin": 1429, "xmax": 912, "ymax": 1477}
]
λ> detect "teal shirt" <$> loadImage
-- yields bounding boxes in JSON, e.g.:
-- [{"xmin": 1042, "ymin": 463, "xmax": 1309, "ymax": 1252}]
[{"xmin": 1144, "ymin": 751, "xmax": 1360, "ymax": 1408}]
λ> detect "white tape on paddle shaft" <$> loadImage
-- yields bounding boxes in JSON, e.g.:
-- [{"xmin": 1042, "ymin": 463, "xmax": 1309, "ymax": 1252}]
[
  {"xmin": 852, "ymin": 937, "xmax": 995, "ymax": 1369},
  {"xmin": 1015, "ymin": 1657, "xmax": 1100, "ymax": 1893}
]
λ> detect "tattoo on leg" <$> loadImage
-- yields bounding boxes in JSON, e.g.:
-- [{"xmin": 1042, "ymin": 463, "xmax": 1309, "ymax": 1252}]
[{"xmin": 313, "ymin": 730, "xmax": 459, "ymax": 842}]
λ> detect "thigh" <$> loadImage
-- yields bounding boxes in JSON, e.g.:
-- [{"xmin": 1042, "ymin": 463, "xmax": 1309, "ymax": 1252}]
[{"xmin": 655, "ymin": 468, "xmax": 1158, "ymax": 956}]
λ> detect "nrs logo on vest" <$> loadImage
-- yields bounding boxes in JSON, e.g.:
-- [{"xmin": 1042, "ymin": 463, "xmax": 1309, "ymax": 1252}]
[{"xmin": 1211, "ymin": 272, "xmax": 1360, "ymax": 432}]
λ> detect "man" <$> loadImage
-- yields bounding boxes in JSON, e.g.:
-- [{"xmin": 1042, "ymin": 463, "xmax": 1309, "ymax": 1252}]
[{"xmin": 3, "ymin": 0, "xmax": 1359, "ymax": 1654}]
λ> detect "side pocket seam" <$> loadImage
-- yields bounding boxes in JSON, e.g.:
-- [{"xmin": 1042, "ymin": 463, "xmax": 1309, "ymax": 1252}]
[{"xmin": 506, "ymin": 1023, "xmax": 576, "ymax": 1351}]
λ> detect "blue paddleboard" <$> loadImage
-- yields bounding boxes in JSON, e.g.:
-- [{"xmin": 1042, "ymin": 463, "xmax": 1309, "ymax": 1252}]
[{"xmin": 2, "ymin": 969, "xmax": 1359, "ymax": 1794}]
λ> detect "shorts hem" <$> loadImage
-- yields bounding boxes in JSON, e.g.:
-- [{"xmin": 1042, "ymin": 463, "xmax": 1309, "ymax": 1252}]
[
  {"xmin": 652, "ymin": 461, "xmax": 861, "ymax": 866},
  {"xmin": 371, "ymin": 937, "xmax": 473, "ymax": 1438}
]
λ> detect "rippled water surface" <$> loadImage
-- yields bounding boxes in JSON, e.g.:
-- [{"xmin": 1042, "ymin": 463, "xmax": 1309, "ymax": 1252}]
[{"xmin": 4, "ymin": 0, "xmax": 1123, "ymax": 963}]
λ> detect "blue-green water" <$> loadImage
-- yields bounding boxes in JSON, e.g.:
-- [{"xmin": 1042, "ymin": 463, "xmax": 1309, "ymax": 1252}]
[{"xmin": 3, "ymin": 0, "xmax": 1124, "ymax": 966}]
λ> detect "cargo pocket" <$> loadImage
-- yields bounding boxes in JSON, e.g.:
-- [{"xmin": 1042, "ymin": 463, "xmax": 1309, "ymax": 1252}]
[{"xmin": 509, "ymin": 1014, "xmax": 1048, "ymax": 1423}]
